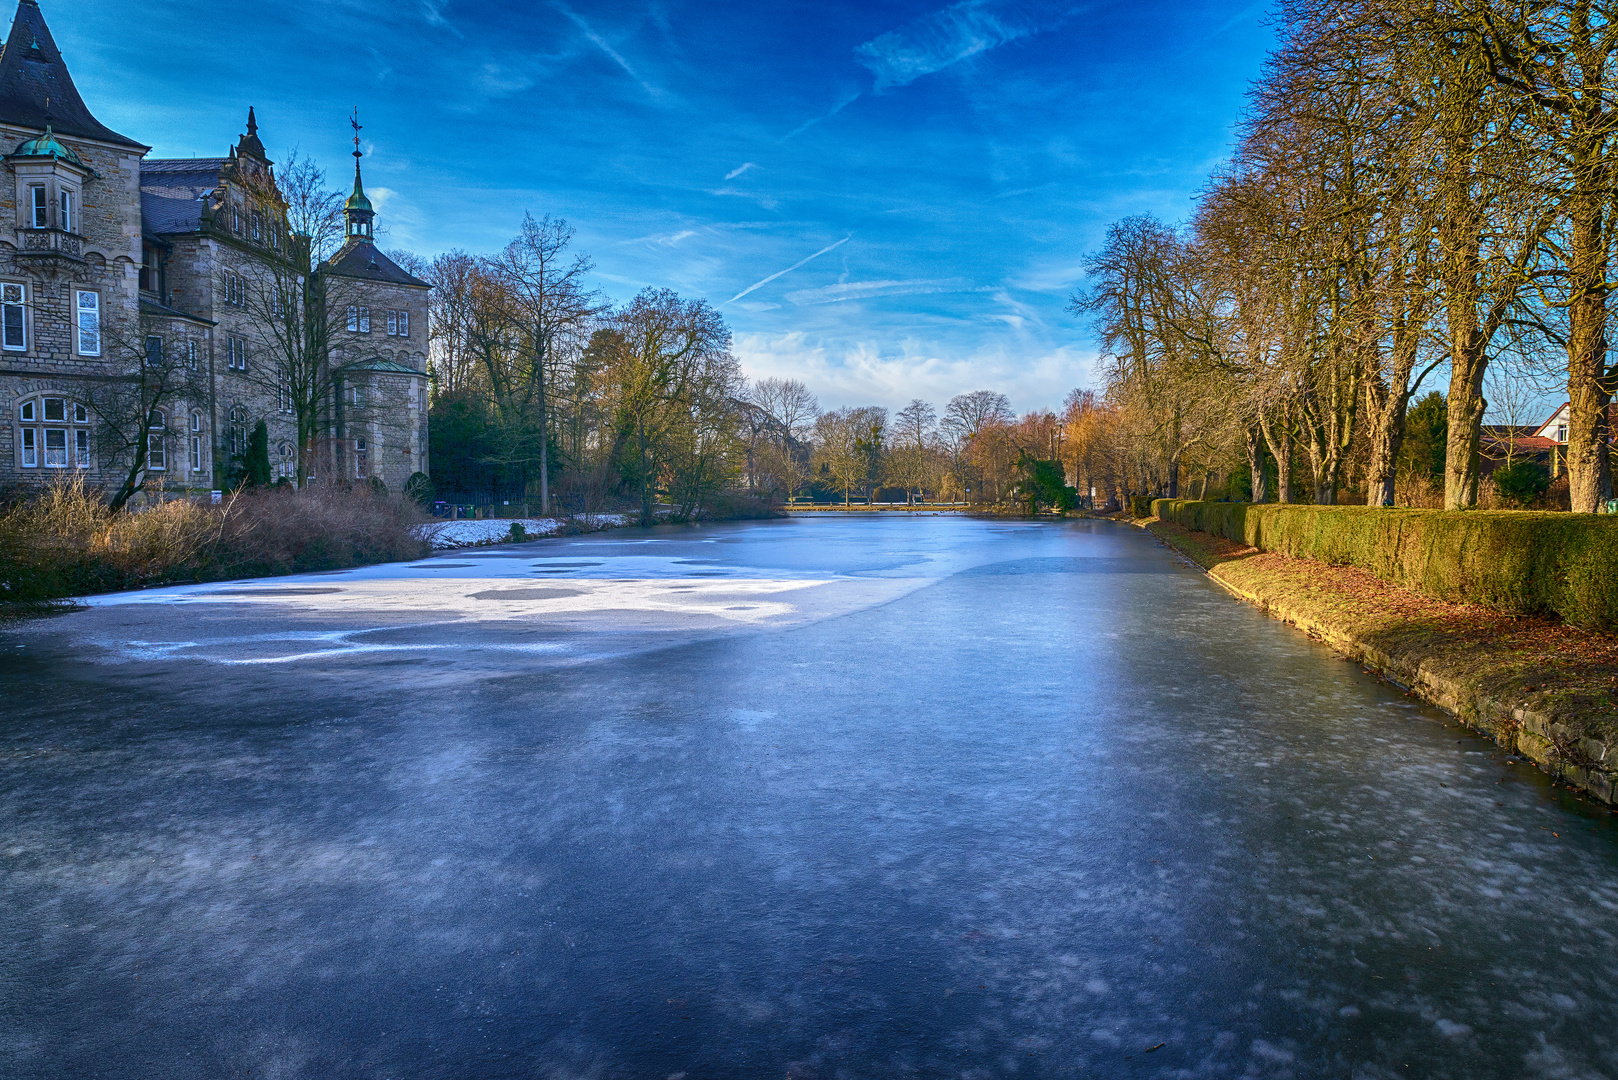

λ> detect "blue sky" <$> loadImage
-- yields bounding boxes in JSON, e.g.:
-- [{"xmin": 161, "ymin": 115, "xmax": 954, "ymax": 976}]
[{"xmin": 50, "ymin": 0, "xmax": 1273, "ymax": 414}]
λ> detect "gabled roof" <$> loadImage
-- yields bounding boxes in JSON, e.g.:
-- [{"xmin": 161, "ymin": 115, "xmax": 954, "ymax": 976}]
[
  {"xmin": 0, "ymin": 0, "xmax": 145, "ymax": 150},
  {"xmin": 321, "ymin": 238, "xmax": 429, "ymax": 287},
  {"xmin": 139, "ymin": 158, "xmax": 226, "ymax": 234}
]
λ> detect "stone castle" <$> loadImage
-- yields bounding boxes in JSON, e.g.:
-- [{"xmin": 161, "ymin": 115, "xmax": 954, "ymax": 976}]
[{"xmin": 0, "ymin": 0, "xmax": 428, "ymax": 499}]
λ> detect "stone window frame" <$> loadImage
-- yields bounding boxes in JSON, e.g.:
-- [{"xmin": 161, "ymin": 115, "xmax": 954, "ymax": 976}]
[
  {"xmin": 190, "ymin": 411, "xmax": 205, "ymax": 473},
  {"xmin": 354, "ymin": 437, "xmax": 367, "ymax": 479},
  {"xmin": 2, "ymin": 281, "xmax": 27, "ymax": 351},
  {"xmin": 228, "ymin": 405, "xmax": 249, "ymax": 459},
  {"xmin": 16, "ymin": 394, "xmax": 93, "ymax": 469},
  {"xmin": 75, "ymin": 289, "xmax": 101, "ymax": 356},
  {"xmin": 28, "ymin": 184, "xmax": 46, "ymax": 229},
  {"xmin": 58, "ymin": 186, "xmax": 76, "ymax": 234},
  {"xmin": 146, "ymin": 408, "xmax": 167, "ymax": 472}
]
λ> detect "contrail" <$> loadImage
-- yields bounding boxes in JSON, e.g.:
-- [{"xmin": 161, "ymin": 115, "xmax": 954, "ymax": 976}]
[{"xmin": 726, "ymin": 237, "xmax": 850, "ymax": 305}]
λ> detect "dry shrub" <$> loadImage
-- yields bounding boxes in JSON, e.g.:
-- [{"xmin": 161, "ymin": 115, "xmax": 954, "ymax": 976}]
[
  {"xmin": 0, "ymin": 477, "xmax": 213, "ymax": 601},
  {"xmin": 1, "ymin": 477, "xmax": 429, "ymax": 604},
  {"xmin": 201, "ymin": 484, "xmax": 429, "ymax": 580}
]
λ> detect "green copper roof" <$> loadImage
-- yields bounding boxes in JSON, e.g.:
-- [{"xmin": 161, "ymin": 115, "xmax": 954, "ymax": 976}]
[
  {"xmin": 12, "ymin": 124, "xmax": 84, "ymax": 167},
  {"xmin": 345, "ymin": 163, "xmax": 373, "ymax": 214}
]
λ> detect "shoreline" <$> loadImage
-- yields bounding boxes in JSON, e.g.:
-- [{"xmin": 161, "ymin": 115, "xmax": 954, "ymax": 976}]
[{"xmin": 1140, "ymin": 516, "xmax": 1618, "ymax": 808}]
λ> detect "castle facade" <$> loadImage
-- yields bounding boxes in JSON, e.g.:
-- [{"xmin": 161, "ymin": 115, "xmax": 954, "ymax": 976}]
[{"xmin": 0, "ymin": 0, "xmax": 428, "ymax": 501}]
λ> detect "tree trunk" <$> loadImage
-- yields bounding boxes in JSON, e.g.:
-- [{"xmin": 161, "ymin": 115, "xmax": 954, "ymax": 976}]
[
  {"xmin": 1260, "ymin": 410, "xmax": 1294, "ymax": 504},
  {"xmin": 1364, "ymin": 381, "xmax": 1403, "ymax": 508},
  {"xmin": 537, "ymin": 356, "xmax": 550, "ymax": 517},
  {"xmin": 1565, "ymin": 96, "xmax": 1613, "ymax": 514},
  {"xmin": 1443, "ymin": 327, "xmax": 1486, "ymax": 510},
  {"xmin": 1245, "ymin": 424, "xmax": 1268, "ymax": 504}
]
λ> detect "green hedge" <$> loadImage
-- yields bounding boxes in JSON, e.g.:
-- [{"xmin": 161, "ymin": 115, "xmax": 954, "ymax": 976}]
[{"xmin": 1151, "ymin": 499, "xmax": 1618, "ymax": 630}]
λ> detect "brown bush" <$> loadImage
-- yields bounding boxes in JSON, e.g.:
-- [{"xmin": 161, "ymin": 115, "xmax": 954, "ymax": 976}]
[
  {"xmin": 201, "ymin": 485, "xmax": 429, "ymax": 580},
  {"xmin": 0, "ymin": 478, "xmax": 429, "ymax": 605}
]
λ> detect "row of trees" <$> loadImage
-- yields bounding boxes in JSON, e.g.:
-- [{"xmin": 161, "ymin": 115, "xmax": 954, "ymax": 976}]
[
  {"xmin": 1076, "ymin": 0, "xmax": 1618, "ymax": 512},
  {"xmin": 417, "ymin": 231, "xmax": 1111, "ymax": 511}
]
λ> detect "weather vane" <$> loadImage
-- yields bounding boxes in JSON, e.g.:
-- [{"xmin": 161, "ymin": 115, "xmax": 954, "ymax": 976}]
[{"xmin": 351, "ymin": 108, "xmax": 362, "ymax": 163}]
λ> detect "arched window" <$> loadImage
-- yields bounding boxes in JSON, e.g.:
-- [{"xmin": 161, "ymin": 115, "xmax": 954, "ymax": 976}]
[{"xmin": 277, "ymin": 442, "xmax": 295, "ymax": 481}]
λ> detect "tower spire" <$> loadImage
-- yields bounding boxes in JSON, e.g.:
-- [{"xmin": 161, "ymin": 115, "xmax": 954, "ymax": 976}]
[{"xmin": 343, "ymin": 107, "xmax": 375, "ymax": 242}]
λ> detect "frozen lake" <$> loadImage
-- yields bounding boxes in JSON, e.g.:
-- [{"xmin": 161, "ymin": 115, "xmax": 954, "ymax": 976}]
[{"xmin": 3, "ymin": 515, "xmax": 1616, "ymax": 1078}]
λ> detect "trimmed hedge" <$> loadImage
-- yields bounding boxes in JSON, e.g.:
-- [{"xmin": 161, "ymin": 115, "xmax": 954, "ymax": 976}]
[{"xmin": 1152, "ymin": 499, "xmax": 1618, "ymax": 630}]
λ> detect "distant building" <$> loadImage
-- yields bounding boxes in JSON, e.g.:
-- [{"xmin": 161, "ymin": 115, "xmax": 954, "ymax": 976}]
[
  {"xmin": 1481, "ymin": 402, "xmax": 1617, "ymax": 478},
  {"xmin": 0, "ymin": 0, "xmax": 427, "ymax": 498}
]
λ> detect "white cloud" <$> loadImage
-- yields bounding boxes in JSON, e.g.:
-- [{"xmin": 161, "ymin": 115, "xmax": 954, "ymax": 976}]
[
  {"xmin": 419, "ymin": 0, "xmax": 461, "ymax": 34},
  {"xmin": 725, "ymin": 236, "xmax": 850, "ymax": 304},
  {"xmin": 709, "ymin": 187, "xmax": 780, "ymax": 209},
  {"xmin": 724, "ymin": 162, "xmax": 758, "ymax": 180},
  {"xmin": 622, "ymin": 228, "xmax": 698, "ymax": 247},
  {"xmin": 473, "ymin": 62, "xmax": 535, "ymax": 99},
  {"xmin": 782, "ymin": 89, "xmax": 862, "ymax": 140},
  {"xmin": 554, "ymin": 1, "xmax": 665, "ymax": 101},
  {"xmin": 784, "ymin": 278, "xmax": 983, "ymax": 305},
  {"xmin": 855, "ymin": 0, "xmax": 1043, "ymax": 92},
  {"xmin": 732, "ymin": 330, "xmax": 1100, "ymax": 413}
]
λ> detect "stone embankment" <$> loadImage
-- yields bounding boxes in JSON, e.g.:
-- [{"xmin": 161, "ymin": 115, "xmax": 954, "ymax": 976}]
[{"xmin": 1143, "ymin": 518, "xmax": 1618, "ymax": 807}]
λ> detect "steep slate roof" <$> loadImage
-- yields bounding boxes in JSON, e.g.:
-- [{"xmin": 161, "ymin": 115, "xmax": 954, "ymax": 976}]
[
  {"xmin": 322, "ymin": 239, "xmax": 429, "ymax": 287},
  {"xmin": 0, "ymin": 0, "xmax": 145, "ymax": 149},
  {"xmin": 139, "ymin": 158, "xmax": 226, "ymax": 234}
]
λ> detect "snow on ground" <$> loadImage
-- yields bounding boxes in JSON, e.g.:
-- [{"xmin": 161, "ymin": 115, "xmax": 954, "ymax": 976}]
[{"xmin": 416, "ymin": 514, "xmax": 638, "ymax": 549}]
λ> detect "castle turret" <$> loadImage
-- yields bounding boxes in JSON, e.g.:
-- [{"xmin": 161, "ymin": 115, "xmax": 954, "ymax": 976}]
[{"xmin": 344, "ymin": 111, "xmax": 374, "ymax": 241}]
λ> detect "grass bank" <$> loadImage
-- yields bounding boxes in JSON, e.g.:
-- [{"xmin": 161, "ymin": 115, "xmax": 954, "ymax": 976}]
[
  {"xmin": 1145, "ymin": 517, "xmax": 1618, "ymax": 806},
  {"xmin": 0, "ymin": 480, "xmax": 428, "ymax": 612}
]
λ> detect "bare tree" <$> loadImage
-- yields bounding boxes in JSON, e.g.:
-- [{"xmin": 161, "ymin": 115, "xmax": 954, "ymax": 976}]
[
  {"xmin": 80, "ymin": 322, "xmax": 208, "ymax": 511},
  {"xmin": 486, "ymin": 214, "xmax": 607, "ymax": 514}
]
